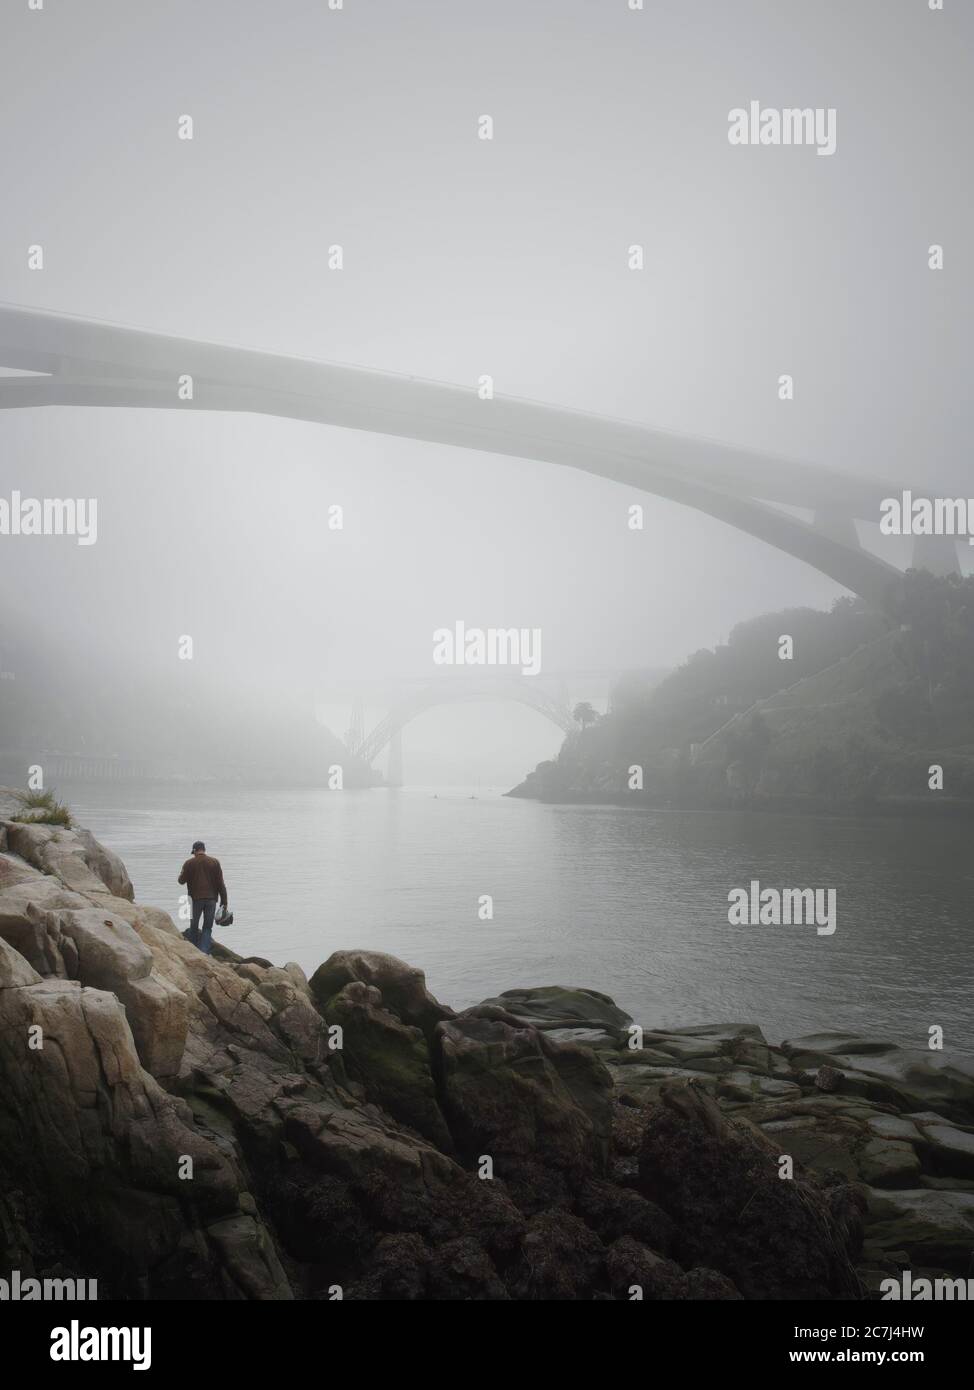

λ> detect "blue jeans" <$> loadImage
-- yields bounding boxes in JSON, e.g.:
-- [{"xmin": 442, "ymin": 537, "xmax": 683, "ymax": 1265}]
[{"xmin": 189, "ymin": 898, "xmax": 217, "ymax": 955}]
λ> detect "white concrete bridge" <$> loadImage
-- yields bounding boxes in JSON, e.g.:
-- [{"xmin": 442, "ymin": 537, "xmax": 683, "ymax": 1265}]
[{"xmin": 0, "ymin": 302, "xmax": 961, "ymax": 606}]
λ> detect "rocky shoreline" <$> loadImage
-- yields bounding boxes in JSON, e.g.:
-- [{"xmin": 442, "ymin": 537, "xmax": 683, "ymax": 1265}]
[{"xmin": 1, "ymin": 788, "xmax": 971, "ymax": 1300}]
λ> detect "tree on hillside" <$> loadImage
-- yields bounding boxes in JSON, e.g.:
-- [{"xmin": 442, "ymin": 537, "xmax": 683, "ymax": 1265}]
[
  {"xmin": 572, "ymin": 701, "xmax": 599, "ymax": 731},
  {"xmin": 902, "ymin": 573, "xmax": 974, "ymax": 676}
]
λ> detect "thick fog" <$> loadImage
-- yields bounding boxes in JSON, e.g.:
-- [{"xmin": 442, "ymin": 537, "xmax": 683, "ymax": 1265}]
[{"xmin": 0, "ymin": 0, "xmax": 970, "ymax": 784}]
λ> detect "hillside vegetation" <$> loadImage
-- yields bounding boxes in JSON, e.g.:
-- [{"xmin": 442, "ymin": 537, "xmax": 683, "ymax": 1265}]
[{"xmin": 510, "ymin": 572, "xmax": 974, "ymax": 810}]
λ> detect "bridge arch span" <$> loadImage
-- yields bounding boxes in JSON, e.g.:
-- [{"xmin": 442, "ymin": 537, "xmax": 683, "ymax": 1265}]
[
  {"xmin": 352, "ymin": 678, "xmax": 576, "ymax": 770},
  {"xmin": 0, "ymin": 302, "xmax": 959, "ymax": 606}
]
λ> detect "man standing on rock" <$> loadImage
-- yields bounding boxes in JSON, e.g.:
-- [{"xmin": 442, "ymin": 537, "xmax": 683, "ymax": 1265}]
[{"xmin": 178, "ymin": 840, "xmax": 228, "ymax": 956}]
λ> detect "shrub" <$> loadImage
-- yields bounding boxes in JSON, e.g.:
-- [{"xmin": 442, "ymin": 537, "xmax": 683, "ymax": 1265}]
[{"xmin": 10, "ymin": 788, "xmax": 73, "ymax": 827}]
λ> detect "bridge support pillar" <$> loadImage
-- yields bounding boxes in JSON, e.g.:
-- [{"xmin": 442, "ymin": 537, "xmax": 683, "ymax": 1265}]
[{"xmin": 911, "ymin": 533, "xmax": 961, "ymax": 577}]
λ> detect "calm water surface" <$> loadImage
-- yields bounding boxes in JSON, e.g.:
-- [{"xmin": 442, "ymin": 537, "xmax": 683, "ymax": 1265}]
[{"xmin": 71, "ymin": 783, "xmax": 973, "ymax": 1052}]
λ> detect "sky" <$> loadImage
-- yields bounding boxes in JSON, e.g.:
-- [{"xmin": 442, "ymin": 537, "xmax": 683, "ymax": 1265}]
[{"xmin": 0, "ymin": 0, "xmax": 970, "ymax": 784}]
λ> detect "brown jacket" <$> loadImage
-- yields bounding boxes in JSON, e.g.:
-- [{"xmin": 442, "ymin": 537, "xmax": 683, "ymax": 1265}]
[{"xmin": 178, "ymin": 852, "xmax": 228, "ymax": 906}]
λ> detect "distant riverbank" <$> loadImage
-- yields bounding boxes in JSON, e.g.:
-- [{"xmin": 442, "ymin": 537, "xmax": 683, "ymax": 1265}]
[
  {"xmin": 514, "ymin": 580, "xmax": 974, "ymax": 822},
  {"xmin": 506, "ymin": 783, "xmax": 974, "ymax": 819}
]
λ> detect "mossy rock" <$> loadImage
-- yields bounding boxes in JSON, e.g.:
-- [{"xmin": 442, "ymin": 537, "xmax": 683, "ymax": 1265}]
[
  {"xmin": 472, "ymin": 986, "xmax": 633, "ymax": 1038},
  {"xmin": 322, "ymin": 982, "xmax": 453, "ymax": 1153}
]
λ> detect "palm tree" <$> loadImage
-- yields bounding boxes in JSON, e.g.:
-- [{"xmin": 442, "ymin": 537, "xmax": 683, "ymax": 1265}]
[{"xmin": 572, "ymin": 701, "xmax": 599, "ymax": 731}]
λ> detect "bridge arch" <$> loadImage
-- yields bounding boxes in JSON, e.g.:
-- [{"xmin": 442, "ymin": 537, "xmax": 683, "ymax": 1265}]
[
  {"xmin": 352, "ymin": 678, "xmax": 576, "ymax": 769},
  {"xmin": 0, "ymin": 302, "xmax": 960, "ymax": 605}
]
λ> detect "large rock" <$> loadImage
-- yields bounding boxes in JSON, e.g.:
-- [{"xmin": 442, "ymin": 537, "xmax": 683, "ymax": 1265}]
[
  {"xmin": 0, "ymin": 877, "xmax": 90, "ymax": 974},
  {"xmin": 132, "ymin": 917, "xmax": 295, "ymax": 1079},
  {"xmin": 280, "ymin": 1094, "xmax": 457, "ymax": 1194},
  {"xmin": 0, "ymin": 887, "xmax": 188, "ymax": 1080},
  {"xmin": 858, "ymin": 1137, "xmax": 923, "ymax": 1187},
  {"xmin": 231, "ymin": 959, "xmax": 333, "ymax": 1070},
  {"xmin": 471, "ymin": 985, "xmax": 633, "ymax": 1041},
  {"xmin": 72, "ymin": 826, "xmax": 136, "ymax": 901},
  {"xmin": 0, "ymin": 935, "xmax": 41, "ymax": 989},
  {"xmin": 863, "ymin": 1188, "xmax": 974, "ymax": 1271},
  {"xmin": 916, "ymin": 1122, "xmax": 974, "ymax": 1179},
  {"xmin": 2, "ymin": 819, "xmax": 133, "ymax": 902},
  {"xmin": 426, "ymin": 1236, "xmax": 509, "ymax": 1301},
  {"xmin": 435, "ymin": 1014, "xmax": 613, "ymax": 1200},
  {"xmin": 604, "ymin": 1235, "xmax": 692, "ymax": 1300},
  {"xmin": 55, "ymin": 906, "xmax": 187, "ymax": 1078},
  {"xmin": 782, "ymin": 1033, "xmax": 974, "ymax": 1125},
  {"xmin": 205, "ymin": 1213, "xmax": 291, "ymax": 1300},
  {"xmin": 319, "ymin": 980, "xmax": 453, "ymax": 1151},
  {"xmin": 0, "ymin": 957, "xmax": 289, "ymax": 1298},
  {"xmin": 507, "ymin": 1210, "xmax": 605, "ymax": 1300},
  {"xmin": 638, "ymin": 1080, "xmax": 863, "ymax": 1299},
  {"xmin": 310, "ymin": 950, "xmax": 454, "ymax": 1037},
  {"xmin": 0, "ymin": 847, "xmax": 45, "ymax": 891},
  {"xmin": 575, "ymin": 1178, "xmax": 677, "ymax": 1254}
]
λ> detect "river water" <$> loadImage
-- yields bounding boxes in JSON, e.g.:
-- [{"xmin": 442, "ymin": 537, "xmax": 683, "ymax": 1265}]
[{"xmin": 70, "ymin": 782, "xmax": 972, "ymax": 1053}]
